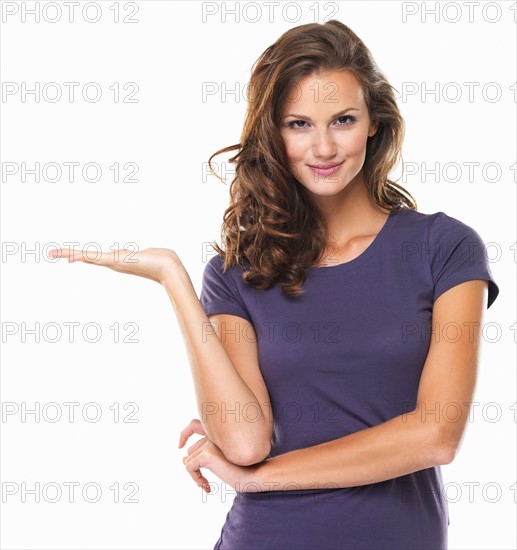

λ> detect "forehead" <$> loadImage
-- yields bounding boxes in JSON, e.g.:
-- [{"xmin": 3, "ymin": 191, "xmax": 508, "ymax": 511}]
[{"xmin": 283, "ymin": 69, "xmax": 365, "ymax": 109}]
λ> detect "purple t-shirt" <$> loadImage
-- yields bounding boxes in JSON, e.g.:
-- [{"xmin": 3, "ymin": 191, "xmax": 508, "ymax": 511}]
[{"xmin": 199, "ymin": 207, "xmax": 499, "ymax": 550}]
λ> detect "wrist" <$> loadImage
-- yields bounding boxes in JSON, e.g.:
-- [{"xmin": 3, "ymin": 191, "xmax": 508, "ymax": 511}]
[
  {"xmin": 161, "ymin": 259, "xmax": 190, "ymax": 288},
  {"xmin": 238, "ymin": 461, "xmax": 268, "ymax": 493}
]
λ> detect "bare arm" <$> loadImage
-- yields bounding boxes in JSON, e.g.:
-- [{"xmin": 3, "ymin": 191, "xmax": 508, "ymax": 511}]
[
  {"xmin": 243, "ymin": 408, "xmax": 443, "ymax": 492},
  {"xmin": 163, "ymin": 263, "xmax": 272, "ymax": 466},
  {"xmin": 47, "ymin": 246, "xmax": 272, "ymax": 467}
]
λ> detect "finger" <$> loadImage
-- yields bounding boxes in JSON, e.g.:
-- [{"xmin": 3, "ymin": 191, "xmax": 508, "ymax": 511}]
[
  {"xmin": 48, "ymin": 248, "xmax": 80, "ymax": 262},
  {"xmin": 184, "ymin": 456, "xmax": 211, "ymax": 492},
  {"xmin": 47, "ymin": 247, "xmax": 115, "ymax": 266},
  {"xmin": 179, "ymin": 433, "xmax": 207, "ymax": 458},
  {"xmin": 191, "ymin": 469, "xmax": 211, "ymax": 492},
  {"xmin": 178, "ymin": 418, "xmax": 207, "ymax": 448},
  {"xmin": 186, "ymin": 436, "xmax": 208, "ymax": 456},
  {"xmin": 179, "ymin": 435, "xmax": 206, "ymax": 456},
  {"xmin": 48, "ymin": 248, "xmax": 86, "ymax": 262}
]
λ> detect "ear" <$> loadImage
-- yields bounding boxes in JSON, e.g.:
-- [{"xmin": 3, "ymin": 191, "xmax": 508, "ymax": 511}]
[{"xmin": 368, "ymin": 118, "xmax": 379, "ymax": 138}]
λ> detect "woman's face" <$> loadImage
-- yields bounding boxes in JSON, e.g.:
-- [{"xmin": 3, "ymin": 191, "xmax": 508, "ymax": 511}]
[{"xmin": 279, "ymin": 69, "xmax": 378, "ymax": 198}]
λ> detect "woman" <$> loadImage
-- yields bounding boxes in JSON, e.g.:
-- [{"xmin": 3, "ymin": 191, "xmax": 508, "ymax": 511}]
[{"xmin": 49, "ymin": 20, "xmax": 499, "ymax": 550}]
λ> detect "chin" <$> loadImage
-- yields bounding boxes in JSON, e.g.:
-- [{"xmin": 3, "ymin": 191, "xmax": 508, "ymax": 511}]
[
  {"xmin": 302, "ymin": 183, "xmax": 348, "ymax": 197},
  {"xmin": 300, "ymin": 175, "xmax": 351, "ymax": 194}
]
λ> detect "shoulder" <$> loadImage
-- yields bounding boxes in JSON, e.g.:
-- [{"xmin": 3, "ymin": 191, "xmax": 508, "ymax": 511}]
[
  {"xmin": 396, "ymin": 207, "xmax": 491, "ymax": 268},
  {"xmin": 425, "ymin": 209, "xmax": 479, "ymax": 232},
  {"xmin": 204, "ymin": 252, "xmax": 248, "ymax": 280},
  {"xmin": 202, "ymin": 252, "xmax": 251, "ymax": 295},
  {"xmin": 200, "ymin": 252, "xmax": 254, "ymax": 323},
  {"xmin": 423, "ymin": 210, "xmax": 488, "ymax": 252},
  {"xmin": 393, "ymin": 207, "xmax": 485, "ymax": 245},
  {"xmin": 392, "ymin": 206, "xmax": 465, "ymax": 227},
  {"xmin": 391, "ymin": 208, "xmax": 499, "ymax": 308},
  {"xmin": 411, "ymin": 210, "xmax": 499, "ymax": 309},
  {"xmin": 390, "ymin": 207, "xmax": 433, "ymax": 239},
  {"xmin": 204, "ymin": 252, "xmax": 225, "ymax": 274}
]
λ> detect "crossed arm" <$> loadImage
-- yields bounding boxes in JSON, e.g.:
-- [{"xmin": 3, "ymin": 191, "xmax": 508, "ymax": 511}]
[
  {"xmin": 238, "ymin": 280, "xmax": 488, "ymax": 492},
  {"xmin": 181, "ymin": 280, "xmax": 488, "ymax": 493}
]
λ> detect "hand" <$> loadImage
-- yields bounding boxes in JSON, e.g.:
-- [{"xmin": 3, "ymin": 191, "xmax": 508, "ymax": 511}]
[
  {"xmin": 47, "ymin": 246, "xmax": 183, "ymax": 286},
  {"xmin": 178, "ymin": 418, "xmax": 256, "ymax": 494}
]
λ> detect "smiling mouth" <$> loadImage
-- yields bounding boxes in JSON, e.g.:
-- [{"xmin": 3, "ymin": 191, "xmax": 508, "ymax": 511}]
[
  {"xmin": 307, "ymin": 161, "xmax": 343, "ymax": 169},
  {"xmin": 307, "ymin": 161, "xmax": 344, "ymax": 177}
]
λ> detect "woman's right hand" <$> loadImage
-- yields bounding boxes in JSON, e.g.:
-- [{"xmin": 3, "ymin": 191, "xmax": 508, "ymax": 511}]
[{"xmin": 47, "ymin": 246, "xmax": 184, "ymax": 286}]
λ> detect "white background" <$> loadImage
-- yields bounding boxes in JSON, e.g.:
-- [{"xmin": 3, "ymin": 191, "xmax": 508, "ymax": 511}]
[{"xmin": 1, "ymin": 1, "xmax": 515, "ymax": 549}]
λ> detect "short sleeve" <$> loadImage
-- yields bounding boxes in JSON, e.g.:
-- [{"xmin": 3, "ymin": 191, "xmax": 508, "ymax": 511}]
[
  {"xmin": 428, "ymin": 212, "xmax": 500, "ymax": 309},
  {"xmin": 199, "ymin": 254, "xmax": 253, "ymax": 324}
]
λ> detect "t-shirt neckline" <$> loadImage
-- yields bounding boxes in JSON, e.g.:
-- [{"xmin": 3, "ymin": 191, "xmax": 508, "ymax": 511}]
[{"xmin": 308, "ymin": 207, "xmax": 402, "ymax": 275}]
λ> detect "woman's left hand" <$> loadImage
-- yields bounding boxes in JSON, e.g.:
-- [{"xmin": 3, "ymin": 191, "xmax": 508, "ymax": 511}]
[{"xmin": 178, "ymin": 418, "xmax": 256, "ymax": 493}]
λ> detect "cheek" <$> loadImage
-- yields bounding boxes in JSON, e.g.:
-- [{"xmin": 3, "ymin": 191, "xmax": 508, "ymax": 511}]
[
  {"xmin": 281, "ymin": 136, "xmax": 306, "ymax": 178},
  {"xmin": 343, "ymin": 130, "xmax": 370, "ymax": 156},
  {"xmin": 282, "ymin": 135, "xmax": 304, "ymax": 161}
]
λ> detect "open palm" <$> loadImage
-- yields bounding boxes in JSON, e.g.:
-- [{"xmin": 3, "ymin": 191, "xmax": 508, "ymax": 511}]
[{"xmin": 47, "ymin": 246, "xmax": 182, "ymax": 285}]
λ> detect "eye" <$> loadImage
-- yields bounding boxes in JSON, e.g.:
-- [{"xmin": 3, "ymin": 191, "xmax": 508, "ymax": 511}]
[
  {"xmin": 286, "ymin": 115, "xmax": 357, "ymax": 129},
  {"xmin": 336, "ymin": 115, "xmax": 356, "ymax": 125},
  {"xmin": 287, "ymin": 120, "xmax": 307, "ymax": 129}
]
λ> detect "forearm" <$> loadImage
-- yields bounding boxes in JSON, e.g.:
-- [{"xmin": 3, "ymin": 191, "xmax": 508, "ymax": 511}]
[
  {"xmin": 242, "ymin": 413, "xmax": 448, "ymax": 492},
  {"xmin": 162, "ymin": 264, "xmax": 270, "ymax": 464}
]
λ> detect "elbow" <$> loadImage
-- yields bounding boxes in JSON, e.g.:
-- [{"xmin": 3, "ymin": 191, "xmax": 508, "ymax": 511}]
[
  {"xmin": 428, "ymin": 441, "xmax": 455, "ymax": 466},
  {"xmin": 439, "ymin": 442, "xmax": 458, "ymax": 465},
  {"xmin": 431, "ymin": 428, "xmax": 458, "ymax": 466},
  {"xmin": 224, "ymin": 440, "xmax": 271, "ymax": 467}
]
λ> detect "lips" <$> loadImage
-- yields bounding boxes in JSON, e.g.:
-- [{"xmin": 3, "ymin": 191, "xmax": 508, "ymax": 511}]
[
  {"xmin": 308, "ymin": 162, "xmax": 342, "ymax": 169},
  {"xmin": 307, "ymin": 161, "xmax": 344, "ymax": 178}
]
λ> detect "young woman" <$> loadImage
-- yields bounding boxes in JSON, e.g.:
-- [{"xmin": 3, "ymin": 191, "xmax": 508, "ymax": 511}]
[{"xmin": 49, "ymin": 20, "xmax": 499, "ymax": 550}]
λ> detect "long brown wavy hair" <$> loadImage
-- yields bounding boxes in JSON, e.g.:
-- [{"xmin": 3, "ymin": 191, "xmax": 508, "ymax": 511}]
[{"xmin": 207, "ymin": 19, "xmax": 417, "ymax": 297}]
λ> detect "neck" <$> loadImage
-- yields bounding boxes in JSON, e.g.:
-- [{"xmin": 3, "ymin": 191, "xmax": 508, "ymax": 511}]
[{"xmin": 311, "ymin": 174, "xmax": 390, "ymax": 246}]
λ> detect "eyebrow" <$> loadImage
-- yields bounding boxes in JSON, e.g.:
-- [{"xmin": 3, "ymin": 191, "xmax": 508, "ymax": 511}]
[{"xmin": 282, "ymin": 108, "xmax": 360, "ymax": 121}]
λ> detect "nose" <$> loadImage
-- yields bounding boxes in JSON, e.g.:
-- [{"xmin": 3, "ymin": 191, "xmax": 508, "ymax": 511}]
[{"xmin": 311, "ymin": 129, "xmax": 337, "ymax": 158}]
